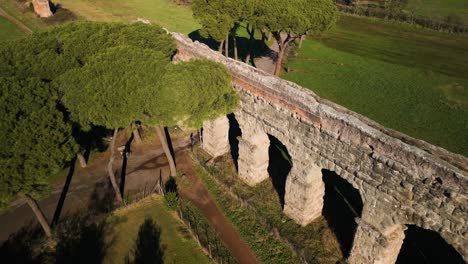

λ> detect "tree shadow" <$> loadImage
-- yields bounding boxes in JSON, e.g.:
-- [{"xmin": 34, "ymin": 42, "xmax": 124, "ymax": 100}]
[
  {"xmin": 54, "ymin": 212, "xmax": 113, "ymax": 264},
  {"xmin": 73, "ymin": 125, "xmax": 109, "ymax": 163},
  {"xmin": 0, "ymin": 223, "xmax": 44, "ymax": 263},
  {"xmin": 267, "ymin": 135, "xmax": 292, "ymax": 209},
  {"xmin": 188, "ymin": 29, "xmax": 270, "ymax": 65},
  {"xmin": 120, "ymin": 133, "xmax": 134, "ymax": 198},
  {"xmin": 164, "ymin": 176, "xmax": 178, "ymax": 194},
  {"xmin": 51, "ymin": 156, "xmax": 77, "ymax": 227},
  {"xmin": 188, "ymin": 30, "xmax": 221, "ymax": 51},
  {"xmin": 396, "ymin": 225, "xmax": 464, "ymax": 264},
  {"xmin": 322, "ymin": 169, "xmax": 363, "ymax": 258},
  {"xmin": 164, "ymin": 127, "xmax": 176, "ymax": 167},
  {"xmin": 227, "ymin": 114, "xmax": 242, "ymax": 171},
  {"xmin": 88, "ymin": 181, "xmax": 116, "ymax": 215},
  {"xmin": 132, "ymin": 218, "xmax": 165, "ymax": 264}
]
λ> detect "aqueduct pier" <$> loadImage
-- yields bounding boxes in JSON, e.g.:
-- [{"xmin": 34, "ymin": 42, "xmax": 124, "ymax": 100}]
[{"xmin": 172, "ymin": 33, "xmax": 468, "ymax": 263}]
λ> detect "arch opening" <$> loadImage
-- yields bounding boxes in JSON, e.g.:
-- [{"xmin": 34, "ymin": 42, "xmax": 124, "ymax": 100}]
[
  {"xmin": 396, "ymin": 225, "xmax": 464, "ymax": 264},
  {"xmin": 227, "ymin": 114, "xmax": 242, "ymax": 170},
  {"xmin": 267, "ymin": 134, "xmax": 292, "ymax": 209},
  {"xmin": 322, "ymin": 169, "xmax": 363, "ymax": 257}
]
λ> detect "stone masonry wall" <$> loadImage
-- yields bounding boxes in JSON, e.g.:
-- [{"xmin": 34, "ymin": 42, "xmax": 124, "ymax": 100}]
[{"xmin": 172, "ymin": 33, "xmax": 468, "ymax": 262}]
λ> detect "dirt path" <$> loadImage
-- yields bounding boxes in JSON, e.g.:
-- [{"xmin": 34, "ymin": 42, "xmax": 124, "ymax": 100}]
[
  {"xmin": 255, "ymin": 40, "xmax": 278, "ymax": 74},
  {"xmin": 0, "ymin": 134, "xmax": 190, "ymax": 242},
  {"xmin": 255, "ymin": 33, "xmax": 287, "ymax": 75},
  {"xmin": 178, "ymin": 153, "xmax": 261, "ymax": 264},
  {"xmin": 0, "ymin": 6, "xmax": 32, "ymax": 34}
]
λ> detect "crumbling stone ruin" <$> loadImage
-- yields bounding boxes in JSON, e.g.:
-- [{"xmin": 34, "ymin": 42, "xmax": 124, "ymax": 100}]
[
  {"xmin": 32, "ymin": 0, "xmax": 52, "ymax": 18},
  {"xmin": 172, "ymin": 33, "xmax": 468, "ymax": 263}
]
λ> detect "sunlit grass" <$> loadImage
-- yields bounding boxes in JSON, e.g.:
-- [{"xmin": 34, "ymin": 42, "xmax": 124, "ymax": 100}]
[
  {"xmin": 104, "ymin": 195, "xmax": 210, "ymax": 264},
  {"xmin": 284, "ymin": 15, "xmax": 468, "ymax": 156},
  {"xmin": 0, "ymin": 15, "xmax": 26, "ymax": 41}
]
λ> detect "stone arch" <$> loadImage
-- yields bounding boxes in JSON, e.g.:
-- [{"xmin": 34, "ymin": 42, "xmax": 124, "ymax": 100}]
[
  {"xmin": 395, "ymin": 225, "xmax": 464, "ymax": 264},
  {"xmin": 322, "ymin": 169, "xmax": 363, "ymax": 257},
  {"xmin": 267, "ymin": 134, "xmax": 293, "ymax": 209},
  {"xmin": 227, "ymin": 113, "xmax": 242, "ymax": 170}
]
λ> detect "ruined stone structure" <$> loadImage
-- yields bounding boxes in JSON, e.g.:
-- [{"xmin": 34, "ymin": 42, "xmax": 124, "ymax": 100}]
[
  {"xmin": 172, "ymin": 33, "xmax": 468, "ymax": 263},
  {"xmin": 32, "ymin": 0, "xmax": 52, "ymax": 18}
]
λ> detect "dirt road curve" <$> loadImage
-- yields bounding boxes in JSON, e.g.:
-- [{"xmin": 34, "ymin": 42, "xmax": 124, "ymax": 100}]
[
  {"xmin": 179, "ymin": 154, "xmax": 261, "ymax": 264},
  {"xmin": 0, "ymin": 7, "xmax": 32, "ymax": 34}
]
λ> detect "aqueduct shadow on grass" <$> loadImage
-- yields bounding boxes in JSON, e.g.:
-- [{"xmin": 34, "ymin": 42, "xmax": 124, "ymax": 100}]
[
  {"xmin": 267, "ymin": 134, "xmax": 292, "ymax": 209},
  {"xmin": 227, "ymin": 114, "xmax": 242, "ymax": 170},
  {"xmin": 395, "ymin": 225, "xmax": 465, "ymax": 264},
  {"xmin": 322, "ymin": 169, "xmax": 363, "ymax": 257}
]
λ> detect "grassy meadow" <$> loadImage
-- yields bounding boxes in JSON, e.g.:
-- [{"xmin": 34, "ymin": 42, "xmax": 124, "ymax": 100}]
[
  {"xmin": 103, "ymin": 196, "xmax": 210, "ymax": 264},
  {"xmin": 57, "ymin": 0, "xmax": 199, "ymax": 34},
  {"xmin": 283, "ymin": 15, "xmax": 468, "ymax": 156},
  {"xmin": 0, "ymin": 15, "xmax": 25, "ymax": 41}
]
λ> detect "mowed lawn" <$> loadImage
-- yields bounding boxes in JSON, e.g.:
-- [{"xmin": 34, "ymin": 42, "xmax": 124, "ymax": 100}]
[
  {"xmin": 0, "ymin": 15, "xmax": 25, "ymax": 42},
  {"xmin": 283, "ymin": 15, "xmax": 468, "ymax": 156},
  {"xmin": 103, "ymin": 196, "xmax": 210, "ymax": 264}
]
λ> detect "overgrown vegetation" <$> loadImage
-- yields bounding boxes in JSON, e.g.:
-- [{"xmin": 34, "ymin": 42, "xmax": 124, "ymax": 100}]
[
  {"xmin": 191, "ymin": 147, "xmax": 342, "ymax": 263},
  {"xmin": 178, "ymin": 198, "xmax": 237, "ymax": 264}
]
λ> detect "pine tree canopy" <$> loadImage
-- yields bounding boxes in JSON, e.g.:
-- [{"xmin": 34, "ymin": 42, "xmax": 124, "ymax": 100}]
[
  {"xmin": 149, "ymin": 59, "xmax": 239, "ymax": 128},
  {"xmin": 0, "ymin": 22, "xmax": 176, "ymax": 81},
  {"xmin": 0, "ymin": 77, "xmax": 77, "ymax": 208},
  {"xmin": 192, "ymin": 0, "xmax": 239, "ymax": 41},
  {"xmin": 260, "ymin": 0, "xmax": 338, "ymax": 36},
  {"xmin": 57, "ymin": 45, "xmax": 171, "ymax": 130}
]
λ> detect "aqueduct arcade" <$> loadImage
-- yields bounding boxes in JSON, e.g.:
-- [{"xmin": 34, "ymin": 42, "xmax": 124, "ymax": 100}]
[{"xmin": 173, "ymin": 33, "xmax": 468, "ymax": 264}]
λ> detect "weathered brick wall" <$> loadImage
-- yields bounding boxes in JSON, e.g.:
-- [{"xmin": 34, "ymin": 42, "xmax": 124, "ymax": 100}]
[{"xmin": 172, "ymin": 33, "xmax": 468, "ymax": 262}]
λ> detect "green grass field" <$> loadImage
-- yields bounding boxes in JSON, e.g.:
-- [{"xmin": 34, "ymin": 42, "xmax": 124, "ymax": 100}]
[
  {"xmin": 283, "ymin": 15, "xmax": 468, "ymax": 156},
  {"xmin": 103, "ymin": 196, "xmax": 210, "ymax": 264},
  {"xmin": 0, "ymin": 15, "xmax": 25, "ymax": 41},
  {"xmin": 58, "ymin": 0, "xmax": 200, "ymax": 34},
  {"xmin": 405, "ymin": 0, "xmax": 468, "ymax": 24}
]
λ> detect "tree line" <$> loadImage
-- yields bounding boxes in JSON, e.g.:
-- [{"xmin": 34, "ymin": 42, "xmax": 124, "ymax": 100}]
[
  {"xmin": 0, "ymin": 22, "xmax": 239, "ymax": 240},
  {"xmin": 191, "ymin": 0, "xmax": 339, "ymax": 76},
  {"xmin": 335, "ymin": 0, "xmax": 468, "ymax": 34}
]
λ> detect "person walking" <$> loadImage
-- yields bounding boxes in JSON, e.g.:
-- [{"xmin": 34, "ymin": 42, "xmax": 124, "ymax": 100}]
[{"xmin": 190, "ymin": 133, "xmax": 196, "ymax": 151}]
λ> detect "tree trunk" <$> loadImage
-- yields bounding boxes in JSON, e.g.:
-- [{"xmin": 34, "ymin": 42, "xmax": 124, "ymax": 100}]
[
  {"xmin": 233, "ymin": 33, "xmax": 238, "ymax": 60},
  {"xmin": 132, "ymin": 122, "xmax": 142, "ymax": 144},
  {"xmin": 245, "ymin": 27, "xmax": 255, "ymax": 64},
  {"xmin": 274, "ymin": 46, "xmax": 285, "ymax": 76},
  {"xmin": 22, "ymin": 194, "xmax": 52, "ymax": 238},
  {"xmin": 218, "ymin": 39, "xmax": 224, "ymax": 53},
  {"xmin": 155, "ymin": 126, "xmax": 176, "ymax": 177},
  {"xmin": 299, "ymin": 35, "xmax": 305, "ymax": 48},
  {"xmin": 224, "ymin": 34, "xmax": 229, "ymax": 57},
  {"xmin": 268, "ymin": 32, "xmax": 272, "ymax": 41},
  {"xmin": 107, "ymin": 128, "xmax": 123, "ymax": 202},
  {"xmin": 77, "ymin": 152, "xmax": 87, "ymax": 168}
]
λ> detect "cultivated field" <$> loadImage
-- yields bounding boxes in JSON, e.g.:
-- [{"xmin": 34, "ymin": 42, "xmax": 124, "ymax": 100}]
[{"xmin": 283, "ymin": 15, "xmax": 468, "ymax": 156}]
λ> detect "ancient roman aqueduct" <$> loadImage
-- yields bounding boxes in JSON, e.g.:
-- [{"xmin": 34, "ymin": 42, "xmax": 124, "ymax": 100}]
[{"xmin": 172, "ymin": 33, "xmax": 467, "ymax": 263}]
